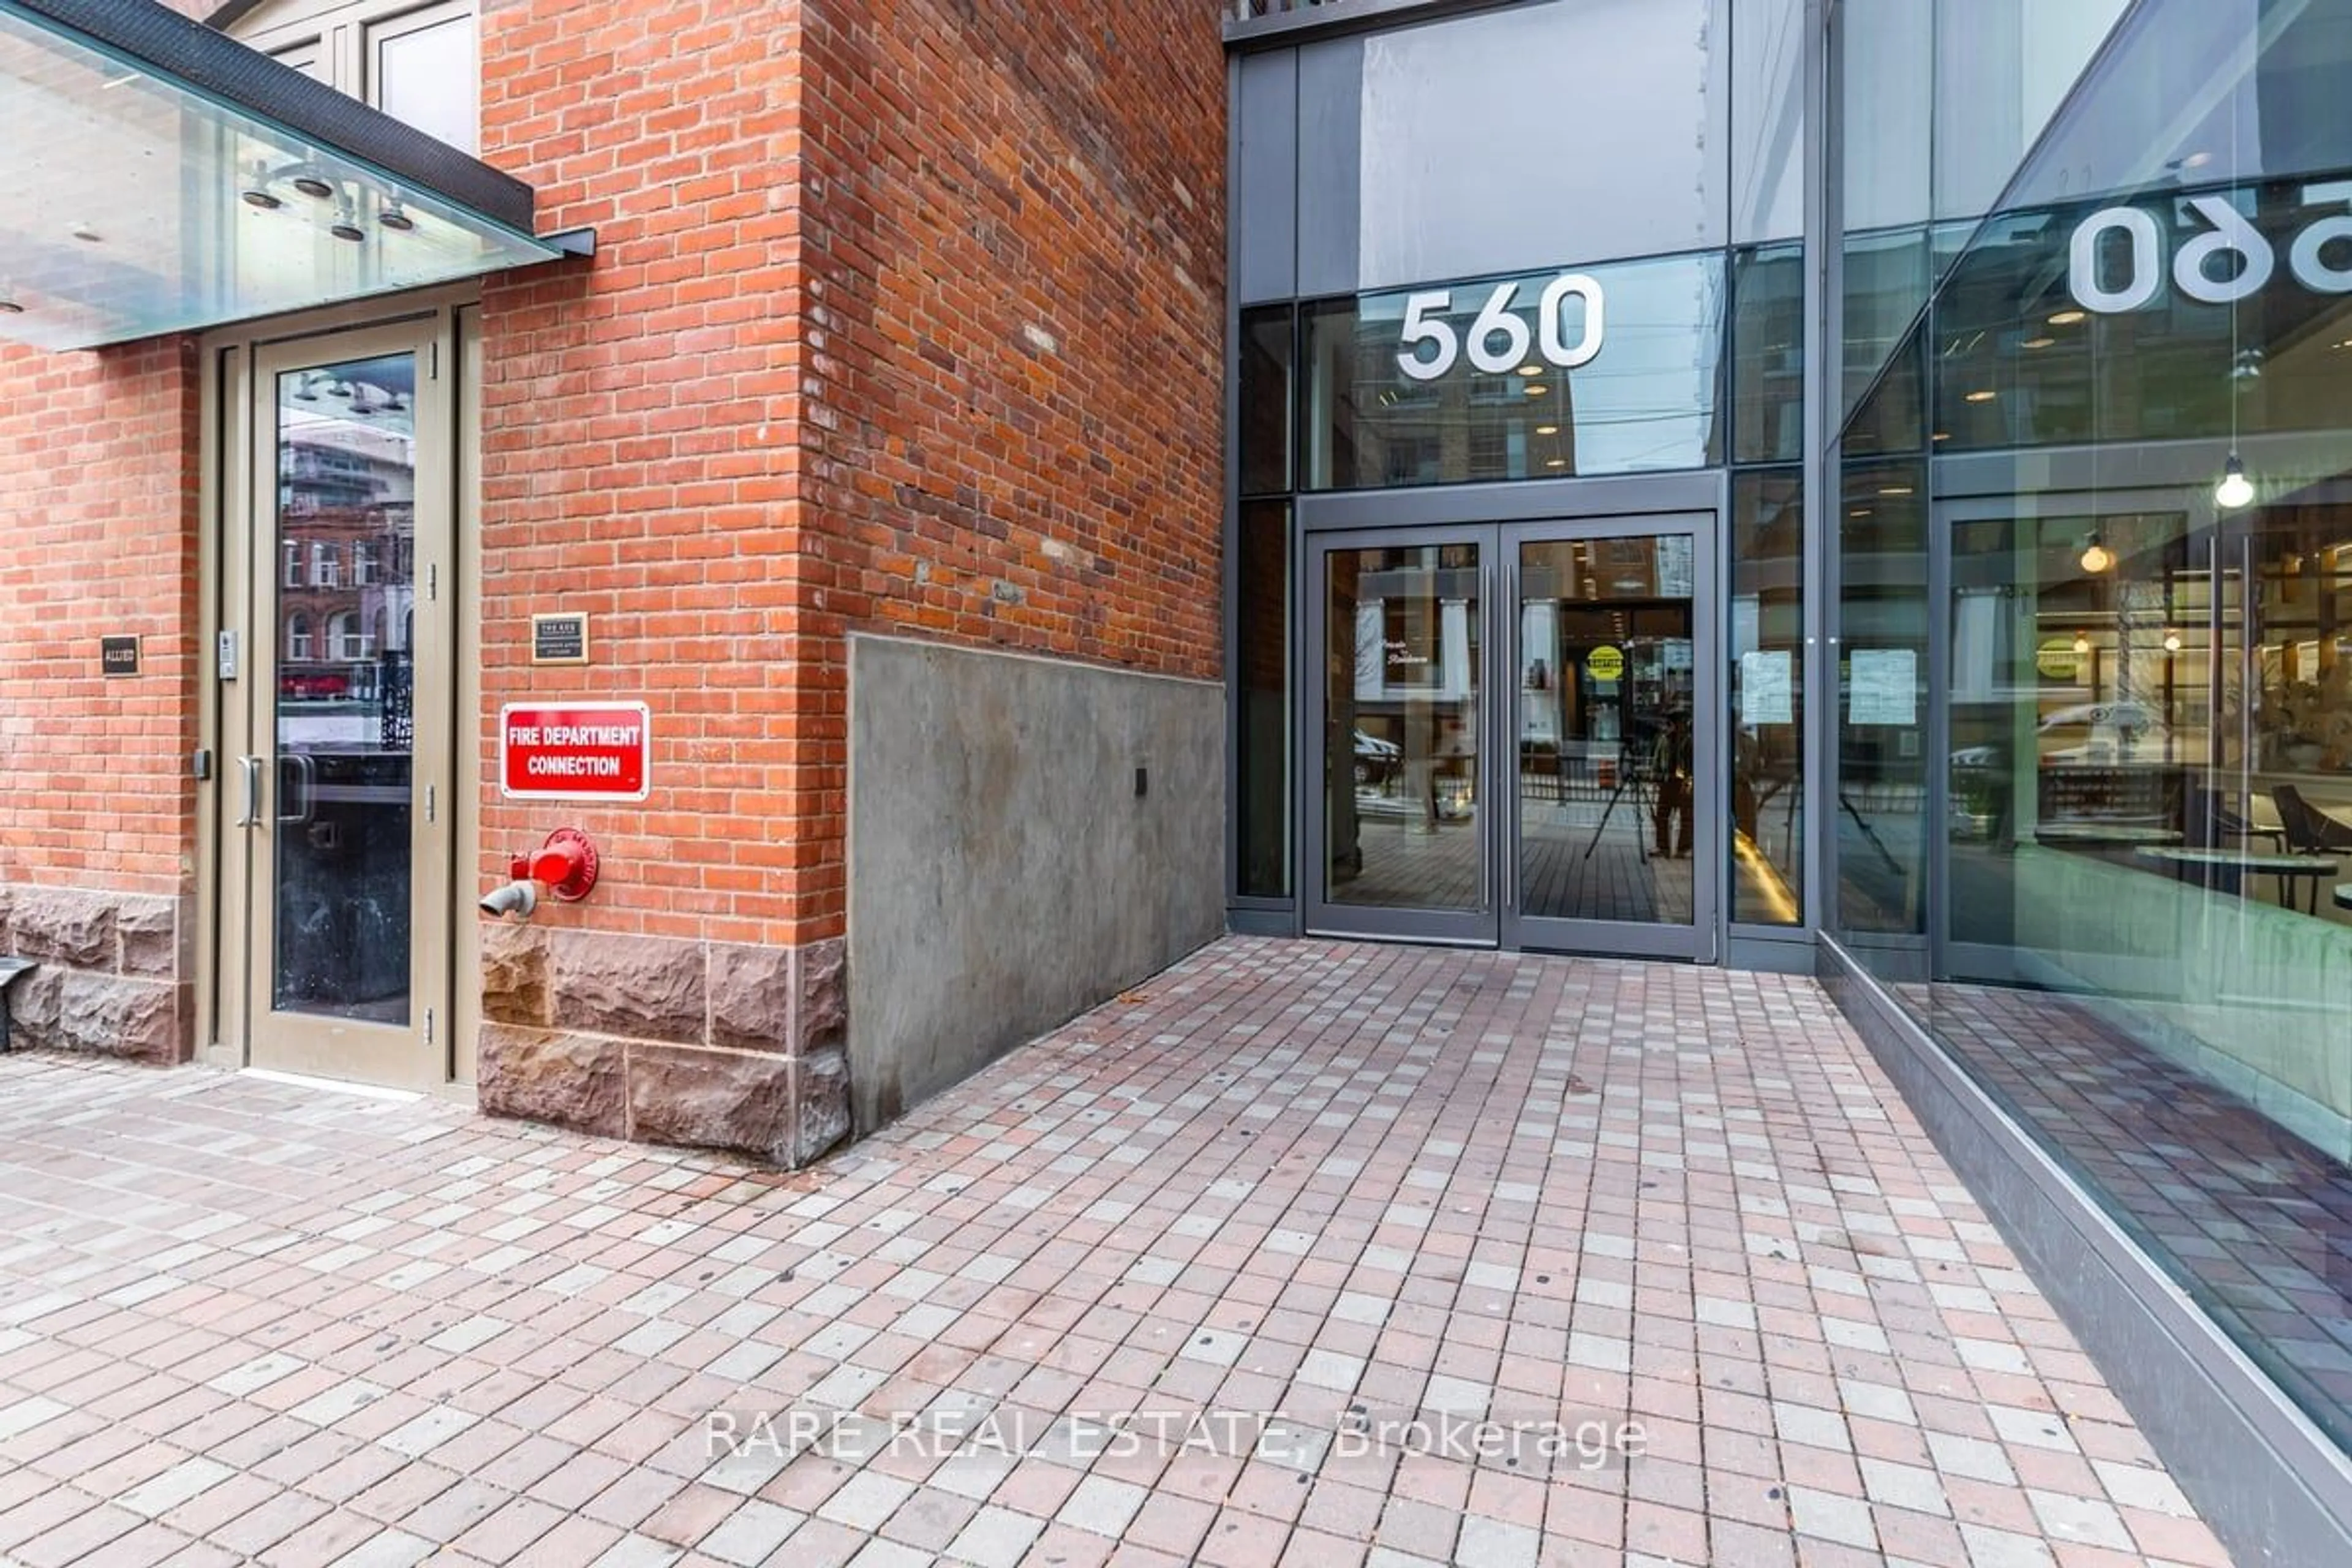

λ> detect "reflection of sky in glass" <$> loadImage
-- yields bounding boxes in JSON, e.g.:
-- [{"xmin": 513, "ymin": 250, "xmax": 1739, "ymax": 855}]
[
  {"xmin": 1350, "ymin": 252, "xmax": 1724, "ymax": 478},
  {"xmin": 1356, "ymin": 0, "xmax": 1723, "ymax": 290}
]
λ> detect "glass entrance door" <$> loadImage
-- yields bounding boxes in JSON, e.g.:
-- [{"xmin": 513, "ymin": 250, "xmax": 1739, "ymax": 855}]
[
  {"xmin": 235, "ymin": 322, "xmax": 453, "ymax": 1085},
  {"xmin": 1306, "ymin": 533, "xmax": 1498, "ymax": 944},
  {"xmin": 1304, "ymin": 516, "xmax": 1717, "ymax": 959},
  {"xmin": 1506, "ymin": 518, "xmax": 1717, "ymax": 959}
]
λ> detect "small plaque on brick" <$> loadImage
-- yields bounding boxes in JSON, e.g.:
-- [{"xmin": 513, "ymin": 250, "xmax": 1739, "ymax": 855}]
[
  {"xmin": 530, "ymin": 612, "xmax": 590, "ymax": 666},
  {"xmin": 100, "ymin": 635, "xmax": 139, "ymax": 676}
]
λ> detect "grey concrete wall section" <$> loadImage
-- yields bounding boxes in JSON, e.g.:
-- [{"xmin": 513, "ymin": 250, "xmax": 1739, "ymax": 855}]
[{"xmin": 848, "ymin": 636, "xmax": 1226, "ymax": 1133}]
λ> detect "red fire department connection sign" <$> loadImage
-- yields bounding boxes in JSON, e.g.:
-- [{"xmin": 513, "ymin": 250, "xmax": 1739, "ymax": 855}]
[{"xmin": 500, "ymin": 702, "xmax": 652, "ymax": 801}]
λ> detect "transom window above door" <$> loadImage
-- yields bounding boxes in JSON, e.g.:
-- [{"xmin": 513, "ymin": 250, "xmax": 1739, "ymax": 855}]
[{"xmin": 217, "ymin": 0, "xmax": 479, "ymax": 155}]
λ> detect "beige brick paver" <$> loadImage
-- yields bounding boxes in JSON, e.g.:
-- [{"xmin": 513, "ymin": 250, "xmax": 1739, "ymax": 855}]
[{"xmin": 0, "ymin": 938, "xmax": 2232, "ymax": 1566}]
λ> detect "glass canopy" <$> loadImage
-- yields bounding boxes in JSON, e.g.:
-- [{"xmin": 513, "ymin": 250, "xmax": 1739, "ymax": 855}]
[{"xmin": 0, "ymin": 0, "xmax": 565, "ymax": 350}]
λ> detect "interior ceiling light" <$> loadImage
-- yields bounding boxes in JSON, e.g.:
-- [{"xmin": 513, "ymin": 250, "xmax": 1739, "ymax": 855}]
[
  {"xmin": 2079, "ymin": 535, "xmax": 2115, "ymax": 574},
  {"xmin": 1515, "ymin": 364, "xmax": 1542, "ymax": 377},
  {"xmin": 1964, "ymin": 389, "xmax": 1997, "ymax": 403},
  {"xmin": 2164, "ymin": 630, "xmax": 2183, "ymax": 652},
  {"xmin": 1525, "ymin": 383, "xmax": 1548, "ymax": 397},
  {"xmin": 1536, "ymin": 424, "xmax": 1559, "ymax": 435},
  {"xmin": 2215, "ymin": 452, "xmax": 2255, "ymax": 510},
  {"xmin": 1545, "ymin": 458, "xmax": 1566, "ymax": 469},
  {"xmin": 1878, "ymin": 484, "xmax": 1913, "ymax": 497},
  {"xmin": 2049, "ymin": 309, "xmax": 2087, "ymax": 326},
  {"xmin": 2073, "ymin": 631, "xmax": 2092, "ymax": 655},
  {"xmin": 2021, "ymin": 336, "xmax": 2056, "ymax": 350}
]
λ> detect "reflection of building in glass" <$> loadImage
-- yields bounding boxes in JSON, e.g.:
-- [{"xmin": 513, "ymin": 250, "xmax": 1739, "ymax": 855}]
[
  {"xmin": 277, "ymin": 377, "xmax": 415, "ymax": 720},
  {"xmin": 1303, "ymin": 255, "xmax": 1728, "ymax": 489}
]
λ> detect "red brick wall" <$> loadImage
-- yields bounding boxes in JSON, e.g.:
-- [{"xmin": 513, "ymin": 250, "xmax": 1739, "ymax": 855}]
[
  {"xmin": 473, "ymin": 0, "xmax": 824, "ymax": 949},
  {"xmin": 473, "ymin": 0, "xmax": 1226, "ymax": 950},
  {"xmin": 799, "ymin": 0, "xmax": 1226, "ymax": 674},
  {"xmin": 792, "ymin": 0, "xmax": 1228, "ymax": 932},
  {"xmin": 0, "ymin": 339, "xmax": 200, "ymax": 899}
]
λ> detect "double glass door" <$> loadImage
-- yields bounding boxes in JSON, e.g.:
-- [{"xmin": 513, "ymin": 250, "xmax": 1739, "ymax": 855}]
[{"xmin": 1305, "ymin": 517, "xmax": 1717, "ymax": 959}]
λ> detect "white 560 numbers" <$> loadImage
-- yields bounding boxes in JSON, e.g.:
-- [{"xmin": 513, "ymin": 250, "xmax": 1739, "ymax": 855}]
[
  {"xmin": 2068, "ymin": 182, "xmax": 2352, "ymax": 313},
  {"xmin": 1395, "ymin": 274, "xmax": 1605, "ymax": 382}
]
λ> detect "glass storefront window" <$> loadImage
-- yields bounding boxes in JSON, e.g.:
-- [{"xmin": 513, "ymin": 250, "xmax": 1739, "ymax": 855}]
[
  {"xmin": 1732, "ymin": 0, "xmax": 1805, "ymax": 245},
  {"xmin": 1731, "ymin": 244, "xmax": 1804, "ymax": 466},
  {"xmin": 1313, "ymin": 0, "xmax": 1730, "ymax": 294},
  {"xmin": 1240, "ymin": 306, "xmax": 1294, "ymax": 497},
  {"xmin": 1935, "ymin": 175, "xmax": 2352, "ymax": 452},
  {"xmin": 1302, "ymin": 251, "xmax": 1727, "ymax": 491},
  {"xmin": 1931, "ymin": 0, "xmax": 2130, "ymax": 224},
  {"xmin": 1237, "ymin": 502, "xmax": 1292, "ymax": 899},
  {"xmin": 1732, "ymin": 469, "xmax": 1804, "ymax": 924},
  {"xmin": 1935, "ymin": 480, "xmax": 2352, "ymax": 1449},
  {"xmin": 1836, "ymin": 453, "xmax": 1928, "ymax": 944}
]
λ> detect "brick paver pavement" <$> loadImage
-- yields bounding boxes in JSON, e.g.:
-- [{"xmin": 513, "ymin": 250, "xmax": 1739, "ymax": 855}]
[{"xmin": 0, "ymin": 937, "xmax": 2230, "ymax": 1567}]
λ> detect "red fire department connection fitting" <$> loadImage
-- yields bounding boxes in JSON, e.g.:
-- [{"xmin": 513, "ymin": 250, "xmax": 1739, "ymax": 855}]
[
  {"xmin": 481, "ymin": 827, "xmax": 600, "ymax": 921},
  {"xmin": 513, "ymin": 827, "xmax": 599, "ymax": 902}
]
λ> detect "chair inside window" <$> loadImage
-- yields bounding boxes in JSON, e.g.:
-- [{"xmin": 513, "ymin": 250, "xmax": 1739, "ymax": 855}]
[
  {"xmin": 2271, "ymin": 784, "xmax": 2352, "ymax": 856},
  {"xmin": 2185, "ymin": 783, "xmax": 2284, "ymax": 850}
]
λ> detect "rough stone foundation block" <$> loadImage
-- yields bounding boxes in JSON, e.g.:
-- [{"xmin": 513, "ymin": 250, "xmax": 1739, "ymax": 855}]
[
  {"xmin": 481, "ymin": 922, "xmax": 552, "ymax": 1026},
  {"xmin": 795, "ymin": 940, "xmax": 848, "ymax": 1055},
  {"xmin": 9, "ymin": 889, "xmax": 118, "ymax": 970},
  {"xmin": 626, "ymin": 1044, "xmax": 796, "ymax": 1162},
  {"xmin": 477, "ymin": 1024, "xmax": 628, "ymax": 1140},
  {"xmin": 37, "ymin": 973, "xmax": 185, "ymax": 1062},
  {"xmin": 116, "ymin": 899, "xmax": 179, "ymax": 978},
  {"xmin": 707, "ymin": 943, "xmax": 792, "ymax": 1053},
  {"xmin": 791, "ymin": 1047, "xmax": 853, "ymax": 1164},
  {"xmin": 550, "ymin": 930, "xmax": 705, "ymax": 1044}
]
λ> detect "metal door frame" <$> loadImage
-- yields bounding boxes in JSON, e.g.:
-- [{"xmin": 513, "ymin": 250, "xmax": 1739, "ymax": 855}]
[
  {"xmin": 1302, "ymin": 525, "xmax": 1503, "ymax": 946},
  {"xmin": 1297, "ymin": 497, "xmax": 1723, "ymax": 959},
  {"xmin": 231, "ymin": 316, "xmax": 456, "ymax": 1087},
  {"xmin": 1504, "ymin": 511, "xmax": 1721, "ymax": 961}
]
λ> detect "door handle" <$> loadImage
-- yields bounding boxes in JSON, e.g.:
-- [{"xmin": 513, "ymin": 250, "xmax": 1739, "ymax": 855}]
[
  {"xmin": 233, "ymin": 755, "xmax": 263, "ymax": 827},
  {"xmin": 276, "ymin": 753, "xmax": 316, "ymax": 825}
]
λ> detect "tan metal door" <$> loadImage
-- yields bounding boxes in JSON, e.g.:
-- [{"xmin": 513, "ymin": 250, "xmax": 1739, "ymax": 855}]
[{"xmin": 232, "ymin": 319, "xmax": 454, "ymax": 1086}]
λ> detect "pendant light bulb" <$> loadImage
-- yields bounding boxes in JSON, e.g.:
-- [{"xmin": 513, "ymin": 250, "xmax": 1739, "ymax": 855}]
[
  {"xmin": 2073, "ymin": 631, "xmax": 2092, "ymax": 657},
  {"xmin": 2216, "ymin": 453, "xmax": 2255, "ymax": 510},
  {"xmin": 2163, "ymin": 630, "xmax": 2182, "ymax": 653},
  {"xmin": 2079, "ymin": 535, "xmax": 2114, "ymax": 574}
]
